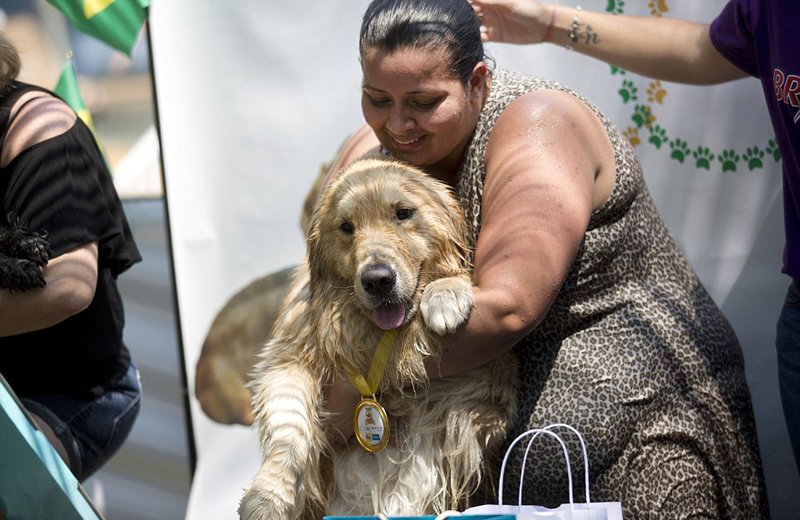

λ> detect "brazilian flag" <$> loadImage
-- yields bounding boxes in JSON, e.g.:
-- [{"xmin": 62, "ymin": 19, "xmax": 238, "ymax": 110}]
[{"xmin": 46, "ymin": 0, "xmax": 152, "ymax": 56}]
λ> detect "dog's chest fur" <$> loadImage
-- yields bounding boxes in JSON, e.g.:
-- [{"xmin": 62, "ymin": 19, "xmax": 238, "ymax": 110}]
[{"xmin": 308, "ymin": 287, "xmax": 516, "ymax": 515}]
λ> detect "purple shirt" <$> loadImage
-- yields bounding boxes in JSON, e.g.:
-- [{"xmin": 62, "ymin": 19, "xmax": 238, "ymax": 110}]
[{"xmin": 710, "ymin": 0, "xmax": 800, "ymax": 281}]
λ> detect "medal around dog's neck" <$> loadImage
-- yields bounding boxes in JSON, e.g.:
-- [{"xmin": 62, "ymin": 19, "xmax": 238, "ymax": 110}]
[{"xmin": 346, "ymin": 328, "xmax": 398, "ymax": 453}]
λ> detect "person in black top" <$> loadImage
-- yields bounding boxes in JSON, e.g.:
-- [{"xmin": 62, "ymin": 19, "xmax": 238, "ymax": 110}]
[{"xmin": 0, "ymin": 31, "xmax": 142, "ymax": 482}]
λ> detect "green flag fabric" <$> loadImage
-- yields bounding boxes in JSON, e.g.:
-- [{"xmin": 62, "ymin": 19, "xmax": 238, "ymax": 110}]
[
  {"xmin": 53, "ymin": 59, "xmax": 96, "ymax": 135},
  {"xmin": 54, "ymin": 59, "xmax": 112, "ymax": 173},
  {"xmin": 46, "ymin": 0, "xmax": 151, "ymax": 56}
]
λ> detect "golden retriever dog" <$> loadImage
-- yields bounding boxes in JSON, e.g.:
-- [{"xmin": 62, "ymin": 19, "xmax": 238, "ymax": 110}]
[{"xmin": 239, "ymin": 156, "xmax": 516, "ymax": 520}]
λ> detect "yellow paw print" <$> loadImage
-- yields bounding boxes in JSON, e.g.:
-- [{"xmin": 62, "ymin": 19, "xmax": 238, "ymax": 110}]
[
  {"xmin": 647, "ymin": 81, "xmax": 667, "ymax": 104},
  {"xmin": 624, "ymin": 126, "xmax": 641, "ymax": 147},
  {"xmin": 648, "ymin": 0, "xmax": 669, "ymax": 16}
]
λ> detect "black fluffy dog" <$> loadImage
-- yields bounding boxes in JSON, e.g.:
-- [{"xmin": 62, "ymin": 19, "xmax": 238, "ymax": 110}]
[{"xmin": 0, "ymin": 212, "xmax": 53, "ymax": 292}]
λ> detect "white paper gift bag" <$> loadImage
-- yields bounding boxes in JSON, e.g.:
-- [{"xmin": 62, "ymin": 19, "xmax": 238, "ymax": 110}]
[{"xmin": 464, "ymin": 424, "xmax": 623, "ymax": 520}]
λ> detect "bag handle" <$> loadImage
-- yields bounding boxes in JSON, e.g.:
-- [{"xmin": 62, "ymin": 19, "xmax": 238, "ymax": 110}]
[
  {"xmin": 518, "ymin": 424, "xmax": 591, "ymax": 505},
  {"xmin": 498, "ymin": 428, "xmax": 573, "ymax": 506}
]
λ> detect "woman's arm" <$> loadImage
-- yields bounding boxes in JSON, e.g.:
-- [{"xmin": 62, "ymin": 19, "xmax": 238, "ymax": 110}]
[
  {"xmin": 0, "ymin": 241, "xmax": 99, "ymax": 336},
  {"xmin": 432, "ymin": 88, "xmax": 616, "ymax": 376},
  {"xmin": 471, "ymin": 0, "xmax": 748, "ymax": 84},
  {"xmin": 0, "ymin": 91, "xmax": 99, "ymax": 337}
]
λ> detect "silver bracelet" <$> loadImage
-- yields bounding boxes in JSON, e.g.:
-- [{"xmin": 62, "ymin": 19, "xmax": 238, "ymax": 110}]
[{"xmin": 566, "ymin": 5, "xmax": 582, "ymax": 51}]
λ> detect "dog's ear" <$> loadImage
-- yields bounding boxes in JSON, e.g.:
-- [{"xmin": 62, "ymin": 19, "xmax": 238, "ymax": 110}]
[
  {"xmin": 417, "ymin": 176, "xmax": 471, "ymax": 276},
  {"xmin": 306, "ymin": 205, "xmax": 326, "ymax": 287},
  {"xmin": 437, "ymin": 197, "xmax": 471, "ymax": 275},
  {"xmin": 306, "ymin": 182, "xmax": 342, "ymax": 290}
]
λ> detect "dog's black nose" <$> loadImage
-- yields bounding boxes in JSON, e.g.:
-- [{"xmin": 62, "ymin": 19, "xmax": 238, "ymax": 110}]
[{"xmin": 361, "ymin": 265, "xmax": 396, "ymax": 297}]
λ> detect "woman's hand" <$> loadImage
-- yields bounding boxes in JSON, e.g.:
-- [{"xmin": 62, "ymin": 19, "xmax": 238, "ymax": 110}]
[
  {"xmin": 322, "ymin": 375, "xmax": 361, "ymax": 448},
  {"xmin": 470, "ymin": 0, "xmax": 553, "ymax": 44}
]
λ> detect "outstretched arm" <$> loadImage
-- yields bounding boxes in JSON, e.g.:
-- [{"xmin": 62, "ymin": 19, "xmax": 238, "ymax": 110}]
[{"xmin": 471, "ymin": 0, "xmax": 748, "ymax": 84}]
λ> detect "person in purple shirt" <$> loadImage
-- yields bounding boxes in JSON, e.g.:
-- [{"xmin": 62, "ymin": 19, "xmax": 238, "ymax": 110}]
[{"xmin": 470, "ymin": 0, "xmax": 800, "ymax": 474}]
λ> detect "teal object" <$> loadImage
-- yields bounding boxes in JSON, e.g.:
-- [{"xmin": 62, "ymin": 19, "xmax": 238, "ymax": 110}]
[
  {"xmin": 322, "ymin": 515, "xmax": 517, "ymax": 520},
  {"xmin": 0, "ymin": 373, "xmax": 104, "ymax": 520}
]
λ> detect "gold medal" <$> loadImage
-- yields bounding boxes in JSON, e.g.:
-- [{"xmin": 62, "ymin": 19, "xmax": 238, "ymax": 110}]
[{"xmin": 353, "ymin": 395, "xmax": 390, "ymax": 452}]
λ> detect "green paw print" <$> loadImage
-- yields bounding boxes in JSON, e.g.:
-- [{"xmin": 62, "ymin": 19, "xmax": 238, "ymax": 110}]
[
  {"xmin": 631, "ymin": 105, "xmax": 655, "ymax": 129},
  {"xmin": 719, "ymin": 149, "xmax": 741, "ymax": 172},
  {"xmin": 618, "ymin": 80, "xmax": 638, "ymax": 103},
  {"xmin": 743, "ymin": 146, "xmax": 765, "ymax": 171},
  {"xmin": 692, "ymin": 147, "xmax": 715, "ymax": 170},
  {"xmin": 669, "ymin": 138, "xmax": 690, "ymax": 163},
  {"xmin": 610, "ymin": 66, "xmax": 626, "ymax": 76},
  {"xmin": 648, "ymin": 125, "xmax": 668, "ymax": 149},
  {"xmin": 766, "ymin": 139, "xmax": 782, "ymax": 162},
  {"xmin": 605, "ymin": 0, "xmax": 625, "ymax": 14}
]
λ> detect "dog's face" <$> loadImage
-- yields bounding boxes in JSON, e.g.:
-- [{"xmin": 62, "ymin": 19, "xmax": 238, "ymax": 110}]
[{"xmin": 308, "ymin": 157, "xmax": 467, "ymax": 331}]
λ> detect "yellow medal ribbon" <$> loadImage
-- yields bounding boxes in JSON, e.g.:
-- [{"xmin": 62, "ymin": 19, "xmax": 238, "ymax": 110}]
[
  {"xmin": 346, "ymin": 328, "xmax": 399, "ymax": 396},
  {"xmin": 348, "ymin": 328, "xmax": 399, "ymax": 453}
]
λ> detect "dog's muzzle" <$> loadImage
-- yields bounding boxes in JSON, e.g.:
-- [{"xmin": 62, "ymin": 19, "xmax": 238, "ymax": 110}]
[{"xmin": 360, "ymin": 264, "xmax": 409, "ymax": 330}]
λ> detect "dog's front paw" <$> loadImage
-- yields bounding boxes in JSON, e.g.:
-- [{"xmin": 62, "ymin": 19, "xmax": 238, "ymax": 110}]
[
  {"xmin": 1, "ymin": 215, "xmax": 53, "ymax": 266},
  {"xmin": 239, "ymin": 483, "xmax": 294, "ymax": 520},
  {"xmin": 420, "ymin": 277, "xmax": 473, "ymax": 335},
  {"xmin": 19, "ymin": 234, "xmax": 53, "ymax": 266}
]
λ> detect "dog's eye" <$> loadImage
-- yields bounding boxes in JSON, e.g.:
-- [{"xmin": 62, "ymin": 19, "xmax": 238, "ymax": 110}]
[
  {"xmin": 339, "ymin": 221, "xmax": 354, "ymax": 234},
  {"xmin": 396, "ymin": 208, "xmax": 414, "ymax": 221}
]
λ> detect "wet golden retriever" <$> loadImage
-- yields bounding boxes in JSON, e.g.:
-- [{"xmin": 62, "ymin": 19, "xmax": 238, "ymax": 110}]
[{"xmin": 239, "ymin": 156, "xmax": 516, "ymax": 520}]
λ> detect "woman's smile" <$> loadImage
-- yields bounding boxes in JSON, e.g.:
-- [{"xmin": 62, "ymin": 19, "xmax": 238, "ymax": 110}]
[{"xmin": 388, "ymin": 132, "xmax": 425, "ymax": 151}]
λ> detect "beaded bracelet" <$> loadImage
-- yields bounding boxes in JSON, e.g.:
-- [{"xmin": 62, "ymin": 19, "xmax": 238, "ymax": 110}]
[{"xmin": 566, "ymin": 5, "xmax": 582, "ymax": 51}]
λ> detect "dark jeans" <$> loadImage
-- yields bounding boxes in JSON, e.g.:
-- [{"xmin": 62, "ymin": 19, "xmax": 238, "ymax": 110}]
[
  {"xmin": 776, "ymin": 281, "xmax": 800, "ymax": 472},
  {"xmin": 19, "ymin": 362, "xmax": 142, "ymax": 482}
]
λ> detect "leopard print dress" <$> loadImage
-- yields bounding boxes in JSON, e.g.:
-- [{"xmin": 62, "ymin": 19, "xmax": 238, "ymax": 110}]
[{"xmin": 456, "ymin": 68, "xmax": 769, "ymax": 519}]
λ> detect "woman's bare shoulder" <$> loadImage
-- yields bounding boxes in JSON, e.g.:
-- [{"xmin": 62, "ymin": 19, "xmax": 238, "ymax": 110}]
[
  {"xmin": 494, "ymin": 88, "xmax": 602, "ymax": 136},
  {"xmin": 322, "ymin": 124, "xmax": 381, "ymax": 185},
  {"xmin": 1, "ymin": 91, "xmax": 77, "ymax": 167},
  {"xmin": 485, "ymin": 87, "xmax": 615, "ymax": 211}
]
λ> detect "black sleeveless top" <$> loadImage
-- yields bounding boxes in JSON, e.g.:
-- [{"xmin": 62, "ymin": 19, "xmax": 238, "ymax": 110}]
[{"xmin": 0, "ymin": 81, "xmax": 142, "ymax": 398}]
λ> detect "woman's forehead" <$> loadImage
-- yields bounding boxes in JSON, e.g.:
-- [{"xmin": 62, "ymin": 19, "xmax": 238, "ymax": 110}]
[{"xmin": 361, "ymin": 45, "xmax": 455, "ymax": 88}]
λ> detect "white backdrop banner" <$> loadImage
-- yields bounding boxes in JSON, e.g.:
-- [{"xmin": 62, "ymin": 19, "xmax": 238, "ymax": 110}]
[{"xmin": 149, "ymin": 1, "xmax": 798, "ymax": 519}]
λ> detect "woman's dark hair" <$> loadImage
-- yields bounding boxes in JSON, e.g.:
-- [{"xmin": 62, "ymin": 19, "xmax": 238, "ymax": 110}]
[{"xmin": 359, "ymin": 0, "xmax": 484, "ymax": 85}]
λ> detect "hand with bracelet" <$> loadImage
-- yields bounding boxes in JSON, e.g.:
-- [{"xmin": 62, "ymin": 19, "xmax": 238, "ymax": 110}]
[
  {"xmin": 476, "ymin": 1, "xmax": 608, "ymax": 53},
  {"xmin": 471, "ymin": 0, "xmax": 586, "ymax": 47},
  {"xmin": 469, "ymin": 0, "xmax": 554, "ymax": 44}
]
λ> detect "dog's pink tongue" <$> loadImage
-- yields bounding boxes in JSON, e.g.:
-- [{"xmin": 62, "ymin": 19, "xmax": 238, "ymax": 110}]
[{"xmin": 374, "ymin": 302, "xmax": 405, "ymax": 330}]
